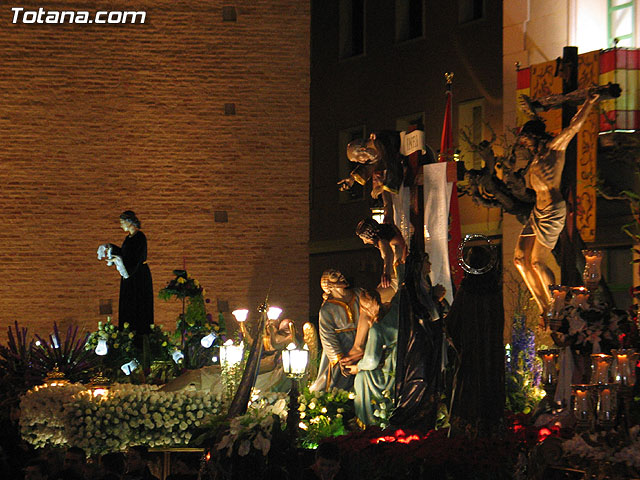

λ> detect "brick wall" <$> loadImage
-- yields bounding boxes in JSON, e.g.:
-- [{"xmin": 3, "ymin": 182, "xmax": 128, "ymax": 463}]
[{"xmin": 0, "ymin": 1, "xmax": 310, "ymax": 342}]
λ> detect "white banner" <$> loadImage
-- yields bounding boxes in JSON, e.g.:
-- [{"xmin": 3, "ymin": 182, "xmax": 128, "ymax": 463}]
[
  {"xmin": 399, "ymin": 130, "xmax": 426, "ymax": 156},
  {"xmin": 423, "ymin": 163, "xmax": 454, "ymax": 304},
  {"xmin": 392, "ymin": 186, "xmax": 412, "ymax": 247}
]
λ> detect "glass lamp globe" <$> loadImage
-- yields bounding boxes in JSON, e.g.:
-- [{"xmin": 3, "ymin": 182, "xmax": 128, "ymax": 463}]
[
  {"xmin": 201, "ymin": 332, "xmax": 217, "ymax": 348},
  {"xmin": 267, "ymin": 307, "xmax": 283, "ymax": 321},
  {"xmin": 282, "ymin": 343, "xmax": 309, "ymax": 379},
  {"xmin": 95, "ymin": 338, "xmax": 109, "ymax": 356}
]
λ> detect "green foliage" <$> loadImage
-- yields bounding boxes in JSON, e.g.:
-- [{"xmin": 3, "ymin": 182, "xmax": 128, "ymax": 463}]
[
  {"xmin": 0, "ymin": 322, "xmax": 41, "ymax": 411},
  {"xmin": 371, "ymin": 390, "xmax": 394, "ymax": 428},
  {"xmin": 505, "ymin": 349, "xmax": 544, "ymax": 415},
  {"xmin": 297, "ymin": 387, "xmax": 355, "ymax": 448},
  {"xmin": 146, "ymin": 324, "xmax": 175, "ymax": 362},
  {"xmin": 0, "ymin": 321, "xmax": 96, "ymax": 418},
  {"xmin": 31, "ymin": 323, "xmax": 96, "ymax": 383},
  {"xmin": 85, "ymin": 318, "xmax": 136, "ymax": 375},
  {"xmin": 159, "ymin": 269, "xmax": 225, "ymax": 370},
  {"xmin": 84, "ymin": 319, "xmax": 176, "ymax": 381},
  {"xmin": 158, "ymin": 269, "xmax": 203, "ymax": 300}
]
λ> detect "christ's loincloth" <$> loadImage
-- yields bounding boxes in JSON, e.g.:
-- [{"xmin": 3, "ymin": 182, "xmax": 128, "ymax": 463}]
[{"xmin": 521, "ymin": 200, "xmax": 566, "ymax": 250}]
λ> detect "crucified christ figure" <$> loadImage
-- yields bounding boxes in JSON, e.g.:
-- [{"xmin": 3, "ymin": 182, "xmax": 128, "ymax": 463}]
[{"xmin": 513, "ymin": 91, "xmax": 601, "ymax": 315}]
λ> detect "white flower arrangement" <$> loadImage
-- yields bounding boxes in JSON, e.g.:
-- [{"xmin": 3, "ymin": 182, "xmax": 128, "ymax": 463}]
[
  {"xmin": 372, "ymin": 390, "xmax": 394, "ymax": 428},
  {"xmin": 561, "ymin": 426, "xmax": 640, "ymax": 472},
  {"xmin": 20, "ymin": 383, "xmax": 85, "ymax": 448},
  {"xmin": 296, "ymin": 387, "xmax": 355, "ymax": 447},
  {"xmin": 215, "ymin": 392, "xmax": 288, "ymax": 458},
  {"xmin": 20, "ymin": 383, "xmax": 223, "ymax": 454}
]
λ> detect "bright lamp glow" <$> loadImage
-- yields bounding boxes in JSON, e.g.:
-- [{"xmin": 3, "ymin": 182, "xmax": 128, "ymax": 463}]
[
  {"xmin": 95, "ymin": 338, "xmax": 108, "ymax": 356},
  {"xmin": 172, "ymin": 350, "xmax": 184, "ymax": 364},
  {"xmin": 51, "ymin": 335, "xmax": 60, "ymax": 349},
  {"xmin": 371, "ymin": 207, "xmax": 385, "ymax": 224},
  {"xmin": 267, "ymin": 307, "xmax": 282, "ymax": 321},
  {"xmin": 121, "ymin": 359, "xmax": 139, "ymax": 375},
  {"xmin": 200, "ymin": 332, "xmax": 217, "ymax": 348},
  {"xmin": 220, "ymin": 340, "xmax": 244, "ymax": 368},
  {"xmin": 232, "ymin": 309, "xmax": 249, "ymax": 322},
  {"xmin": 282, "ymin": 342, "xmax": 309, "ymax": 378}
]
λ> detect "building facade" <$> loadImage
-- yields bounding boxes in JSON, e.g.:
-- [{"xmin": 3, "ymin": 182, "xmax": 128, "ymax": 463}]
[
  {"xmin": 310, "ymin": 0, "xmax": 503, "ymax": 317},
  {"xmin": 503, "ymin": 0, "xmax": 639, "ymax": 319},
  {"xmin": 0, "ymin": 1, "xmax": 310, "ymax": 340}
]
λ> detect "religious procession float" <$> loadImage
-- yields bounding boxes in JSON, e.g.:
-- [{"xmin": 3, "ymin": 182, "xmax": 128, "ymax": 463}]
[{"xmin": 2, "ymin": 47, "xmax": 640, "ymax": 480}]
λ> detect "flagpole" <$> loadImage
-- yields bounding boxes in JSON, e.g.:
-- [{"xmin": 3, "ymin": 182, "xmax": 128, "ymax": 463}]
[{"xmin": 439, "ymin": 72, "xmax": 463, "ymax": 290}]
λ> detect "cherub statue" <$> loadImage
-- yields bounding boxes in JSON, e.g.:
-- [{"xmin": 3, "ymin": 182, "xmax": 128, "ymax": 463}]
[
  {"xmin": 461, "ymin": 134, "xmax": 536, "ymax": 224},
  {"xmin": 337, "ymin": 131, "xmax": 405, "ymax": 223}
]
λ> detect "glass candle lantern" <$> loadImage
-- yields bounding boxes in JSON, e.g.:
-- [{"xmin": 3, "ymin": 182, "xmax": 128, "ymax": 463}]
[
  {"xmin": 612, "ymin": 349, "xmax": 639, "ymax": 387},
  {"xmin": 570, "ymin": 287, "xmax": 590, "ymax": 309},
  {"xmin": 572, "ymin": 384, "xmax": 595, "ymax": 430},
  {"xmin": 538, "ymin": 349, "xmax": 559, "ymax": 388},
  {"xmin": 591, "ymin": 354, "xmax": 613, "ymax": 385},
  {"xmin": 547, "ymin": 285, "xmax": 569, "ymax": 330},
  {"xmin": 548, "ymin": 285, "xmax": 569, "ymax": 316},
  {"xmin": 582, "ymin": 249, "xmax": 603, "ymax": 290},
  {"xmin": 596, "ymin": 384, "xmax": 617, "ymax": 428}
]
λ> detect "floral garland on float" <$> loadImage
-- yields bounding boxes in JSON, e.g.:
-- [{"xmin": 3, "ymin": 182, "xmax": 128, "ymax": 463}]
[{"xmin": 20, "ymin": 382, "xmax": 224, "ymax": 454}]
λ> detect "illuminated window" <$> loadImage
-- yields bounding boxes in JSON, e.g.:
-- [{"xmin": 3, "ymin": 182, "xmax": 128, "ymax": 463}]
[
  {"xmin": 338, "ymin": 125, "xmax": 366, "ymax": 203},
  {"xmin": 339, "ymin": 0, "xmax": 365, "ymax": 59},
  {"xmin": 395, "ymin": 0, "xmax": 424, "ymax": 42},
  {"xmin": 608, "ymin": 0, "xmax": 636, "ymax": 47}
]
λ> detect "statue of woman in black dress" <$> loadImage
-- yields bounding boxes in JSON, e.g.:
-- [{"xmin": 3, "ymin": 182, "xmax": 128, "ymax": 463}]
[{"xmin": 100, "ymin": 211, "xmax": 154, "ymax": 338}]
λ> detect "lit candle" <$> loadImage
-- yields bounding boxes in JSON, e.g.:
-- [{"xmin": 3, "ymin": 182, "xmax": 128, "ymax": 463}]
[
  {"xmin": 538, "ymin": 349, "xmax": 558, "ymax": 387},
  {"xmin": 617, "ymin": 354, "xmax": 629, "ymax": 384},
  {"xmin": 600, "ymin": 388, "xmax": 611, "ymax": 417},
  {"xmin": 612, "ymin": 349, "xmax": 637, "ymax": 386},
  {"xmin": 591, "ymin": 354, "xmax": 613, "ymax": 384},
  {"xmin": 571, "ymin": 287, "xmax": 589, "ymax": 309},
  {"xmin": 582, "ymin": 249, "xmax": 603, "ymax": 290},
  {"xmin": 575, "ymin": 389, "xmax": 590, "ymax": 418},
  {"xmin": 548, "ymin": 285, "xmax": 569, "ymax": 318}
]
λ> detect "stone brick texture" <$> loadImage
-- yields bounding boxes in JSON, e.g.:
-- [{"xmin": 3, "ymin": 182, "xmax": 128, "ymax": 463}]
[{"xmin": 0, "ymin": 1, "xmax": 310, "ymax": 342}]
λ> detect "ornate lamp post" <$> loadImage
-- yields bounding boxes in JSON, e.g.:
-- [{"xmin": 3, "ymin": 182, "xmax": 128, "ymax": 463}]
[
  {"xmin": 281, "ymin": 342, "xmax": 309, "ymax": 441},
  {"xmin": 232, "ymin": 309, "xmax": 250, "ymax": 341}
]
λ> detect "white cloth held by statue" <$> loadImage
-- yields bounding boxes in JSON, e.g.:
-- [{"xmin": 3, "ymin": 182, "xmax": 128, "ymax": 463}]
[{"xmin": 97, "ymin": 244, "xmax": 129, "ymax": 279}]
